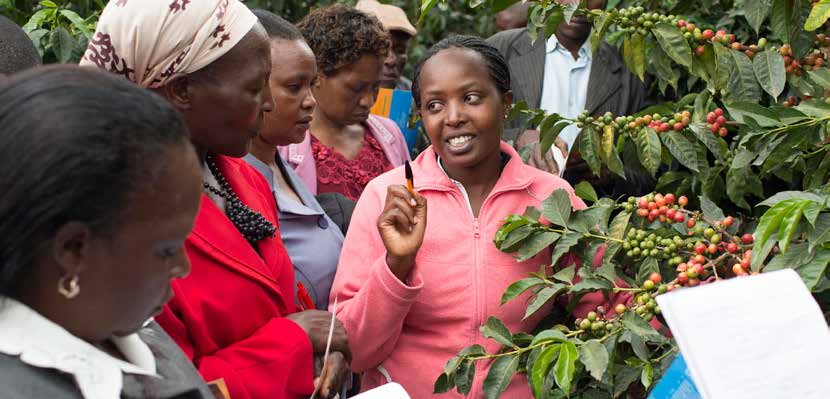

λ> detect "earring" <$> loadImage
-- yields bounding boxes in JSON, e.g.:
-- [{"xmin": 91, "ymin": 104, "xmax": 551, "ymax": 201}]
[{"xmin": 58, "ymin": 275, "xmax": 80, "ymax": 299}]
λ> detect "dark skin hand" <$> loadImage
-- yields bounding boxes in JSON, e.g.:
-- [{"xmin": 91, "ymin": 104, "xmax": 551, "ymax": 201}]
[
  {"xmin": 313, "ymin": 352, "xmax": 349, "ymax": 398},
  {"xmin": 285, "ymin": 310, "xmax": 352, "ymax": 362},
  {"xmin": 379, "ymin": 185, "xmax": 428, "ymax": 282},
  {"xmin": 515, "ymin": 129, "xmax": 568, "ymax": 175}
]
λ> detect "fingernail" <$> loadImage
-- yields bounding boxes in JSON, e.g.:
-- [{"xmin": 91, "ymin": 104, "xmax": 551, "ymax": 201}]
[{"xmin": 410, "ymin": 198, "xmax": 417, "ymax": 206}]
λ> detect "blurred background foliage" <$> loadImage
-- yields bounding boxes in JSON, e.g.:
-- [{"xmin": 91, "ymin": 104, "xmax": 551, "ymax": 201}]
[{"xmin": 0, "ymin": 0, "xmax": 497, "ymax": 76}]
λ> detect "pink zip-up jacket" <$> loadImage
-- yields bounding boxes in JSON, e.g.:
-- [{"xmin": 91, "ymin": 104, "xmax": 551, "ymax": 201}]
[
  {"xmin": 330, "ymin": 141, "xmax": 632, "ymax": 398},
  {"xmin": 277, "ymin": 114, "xmax": 411, "ymax": 195}
]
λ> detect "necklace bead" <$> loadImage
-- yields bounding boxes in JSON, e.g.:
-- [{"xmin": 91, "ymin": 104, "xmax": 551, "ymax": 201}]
[{"xmin": 203, "ymin": 155, "xmax": 276, "ymax": 245}]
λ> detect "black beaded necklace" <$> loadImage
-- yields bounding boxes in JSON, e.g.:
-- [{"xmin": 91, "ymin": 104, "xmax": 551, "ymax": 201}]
[{"xmin": 203, "ymin": 155, "xmax": 276, "ymax": 244}]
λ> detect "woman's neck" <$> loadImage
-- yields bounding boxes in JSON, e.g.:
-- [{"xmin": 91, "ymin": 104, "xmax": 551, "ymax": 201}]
[
  {"xmin": 443, "ymin": 150, "xmax": 504, "ymax": 200},
  {"xmin": 250, "ymin": 136, "xmax": 278, "ymax": 168}
]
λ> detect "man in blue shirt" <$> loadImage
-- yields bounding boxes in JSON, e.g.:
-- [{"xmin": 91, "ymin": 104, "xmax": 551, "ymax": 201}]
[{"xmin": 488, "ymin": 0, "xmax": 652, "ymax": 196}]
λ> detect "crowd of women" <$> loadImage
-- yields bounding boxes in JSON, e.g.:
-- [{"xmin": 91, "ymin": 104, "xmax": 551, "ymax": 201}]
[{"xmin": 0, "ymin": 1, "xmax": 634, "ymax": 398}]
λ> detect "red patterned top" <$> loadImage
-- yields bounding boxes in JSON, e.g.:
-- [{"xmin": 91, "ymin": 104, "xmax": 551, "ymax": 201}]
[{"xmin": 311, "ymin": 130, "xmax": 393, "ymax": 201}]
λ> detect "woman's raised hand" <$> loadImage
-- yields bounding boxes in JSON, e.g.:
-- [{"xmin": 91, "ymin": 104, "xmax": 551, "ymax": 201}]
[{"xmin": 377, "ymin": 185, "xmax": 428, "ymax": 282}]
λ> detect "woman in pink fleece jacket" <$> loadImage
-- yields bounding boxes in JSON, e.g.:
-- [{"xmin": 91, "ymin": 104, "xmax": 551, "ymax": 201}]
[{"xmin": 330, "ymin": 36, "xmax": 627, "ymax": 398}]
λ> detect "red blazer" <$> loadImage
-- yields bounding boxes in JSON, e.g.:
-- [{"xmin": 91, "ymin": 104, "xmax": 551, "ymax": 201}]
[{"xmin": 156, "ymin": 155, "xmax": 314, "ymax": 399}]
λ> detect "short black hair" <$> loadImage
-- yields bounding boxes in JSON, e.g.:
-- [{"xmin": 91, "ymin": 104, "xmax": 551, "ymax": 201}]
[
  {"xmin": 0, "ymin": 15, "xmax": 41, "ymax": 75},
  {"xmin": 252, "ymin": 9, "xmax": 304, "ymax": 41},
  {"xmin": 297, "ymin": 4, "xmax": 389, "ymax": 76},
  {"xmin": 0, "ymin": 65, "xmax": 190, "ymax": 298},
  {"xmin": 412, "ymin": 35, "xmax": 511, "ymax": 109}
]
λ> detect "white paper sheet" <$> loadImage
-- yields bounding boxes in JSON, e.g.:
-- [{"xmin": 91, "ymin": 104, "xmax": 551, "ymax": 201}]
[
  {"xmin": 655, "ymin": 269, "xmax": 830, "ymax": 399},
  {"xmin": 350, "ymin": 383, "xmax": 411, "ymax": 399}
]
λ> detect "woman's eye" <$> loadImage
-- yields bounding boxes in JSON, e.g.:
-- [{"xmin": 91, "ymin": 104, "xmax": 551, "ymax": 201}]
[
  {"xmin": 427, "ymin": 102, "xmax": 444, "ymax": 112},
  {"xmin": 156, "ymin": 246, "xmax": 179, "ymax": 259},
  {"xmin": 465, "ymin": 93, "xmax": 482, "ymax": 103}
]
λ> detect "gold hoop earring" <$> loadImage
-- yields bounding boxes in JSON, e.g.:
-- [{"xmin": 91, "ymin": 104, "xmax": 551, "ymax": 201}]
[{"xmin": 58, "ymin": 275, "xmax": 80, "ymax": 299}]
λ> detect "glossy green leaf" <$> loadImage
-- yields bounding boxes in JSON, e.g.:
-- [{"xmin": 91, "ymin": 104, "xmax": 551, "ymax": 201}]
[
  {"xmin": 552, "ymin": 265, "xmax": 576, "ymax": 284},
  {"xmin": 22, "ymin": 9, "xmax": 50, "ymax": 33},
  {"xmin": 613, "ymin": 366, "xmax": 642, "ymax": 397},
  {"xmin": 418, "ymin": 0, "xmax": 440, "ymax": 23},
  {"xmin": 596, "ymin": 262, "xmax": 617, "ymax": 284},
  {"xmin": 772, "ymin": 0, "xmax": 812, "ymax": 55},
  {"xmin": 590, "ymin": 11, "xmax": 613, "ymax": 53},
  {"xmin": 455, "ymin": 360, "xmax": 475, "ymax": 394},
  {"xmin": 725, "ymin": 48, "xmax": 763, "ymax": 103},
  {"xmin": 542, "ymin": 189, "xmax": 572, "ymax": 228},
  {"xmin": 809, "ymin": 213, "xmax": 830, "ymax": 251},
  {"xmin": 524, "ymin": 284, "xmax": 567, "ymax": 319},
  {"xmin": 795, "ymin": 98, "xmax": 830, "ymax": 118},
  {"xmin": 727, "ymin": 166, "xmax": 763, "ymax": 209},
  {"xmin": 579, "ymin": 340, "xmax": 610, "ymax": 381},
  {"xmin": 690, "ymin": 123, "xmax": 728, "ymax": 161},
  {"xmin": 554, "ymin": 342, "xmax": 578, "ymax": 394},
  {"xmin": 59, "ymin": 9, "xmax": 92, "ymax": 39},
  {"xmin": 752, "ymin": 199, "xmax": 803, "ymax": 267},
  {"xmin": 731, "ymin": 148, "xmax": 756, "ymax": 170},
  {"xmin": 660, "ymin": 131, "xmax": 700, "ymax": 172},
  {"xmin": 482, "ymin": 354, "xmax": 520, "ymax": 399},
  {"xmin": 531, "ymin": 345, "xmax": 561, "ymax": 397},
  {"xmin": 578, "ymin": 127, "xmax": 602, "ymax": 176},
  {"xmin": 499, "ymin": 225, "xmax": 535, "ymax": 252},
  {"xmin": 808, "ymin": 68, "xmax": 830, "ymax": 93},
  {"xmin": 517, "ymin": 231, "xmax": 561, "ymax": 262},
  {"xmin": 531, "ymin": 329, "xmax": 569, "ymax": 346},
  {"xmin": 651, "ymin": 23, "xmax": 692, "ymax": 67},
  {"xmin": 758, "ymin": 191, "xmax": 826, "ymax": 207},
  {"xmin": 501, "ymin": 277, "xmax": 545, "ymax": 305},
  {"xmin": 623, "ymin": 33, "xmax": 647, "ymax": 81},
  {"xmin": 574, "ymin": 181, "xmax": 598, "ymax": 203},
  {"xmin": 746, "ymin": 0, "xmax": 773, "ymax": 33},
  {"xmin": 636, "ymin": 128, "xmax": 661, "ymax": 176},
  {"xmin": 778, "ymin": 201, "xmax": 807, "ymax": 254},
  {"xmin": 481, "ymin": 316, "xmax": 515, "ymax": 348},
  {"xmin": 571, "ymin": 278, "xmax": 613, "ymax": 294},
  {"xmin": 597, "ymin": 125, "xmax": 624, "ymax": 178},
  {"xmin": 50, "ymin": 27, "xmax": 74, "ymax": 64},
  {"xmin": 434, "ymin": 373, "xmax": 452, "ymax": 393},
  {"xmin": 620, "ymin": 312, "xmax": 663, "ymax": 342},
  {"xmin": 641, "ymin": 363, "xmax": 654, "ymax": 389},
  {"xmin": 725, "ymin": 102, "xmax": 783, "ymax": 127},
  {"xmin": 541, "ymin": 121, "xmax": 570, "ymax": 155},
  {"xmin": 805, "ymin": 0, "xmax": 830, "ymax": 31}
]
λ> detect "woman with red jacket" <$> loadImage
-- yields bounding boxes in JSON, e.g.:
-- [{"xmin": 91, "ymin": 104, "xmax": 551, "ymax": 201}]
[{"xmin": 81, "ymin": 1, "xmax": 350, "ymax": 398}]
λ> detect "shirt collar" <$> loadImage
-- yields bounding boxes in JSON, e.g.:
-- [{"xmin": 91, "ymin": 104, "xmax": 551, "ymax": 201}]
[
  {"xmin": 0, "ymin": 298, "xmax": 157, "ymax": 398},
  {"xmin": 545, "ymin": 34, "xmax": 593, "ymax": 61}
]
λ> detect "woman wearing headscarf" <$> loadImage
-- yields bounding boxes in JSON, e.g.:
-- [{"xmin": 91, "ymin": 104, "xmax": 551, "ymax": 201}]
[
  {"xmin": 0, "ymin": 65, "xmax": 211, "ymax": 399},
  {"xmin": 81, "ymin": 2, "xmax": 350, "ymax": 398}
]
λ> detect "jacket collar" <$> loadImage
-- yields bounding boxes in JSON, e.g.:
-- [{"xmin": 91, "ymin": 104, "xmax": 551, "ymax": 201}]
[
  {"xmin": 510, "ymin": 29, "xmax": 622, "ymax": 114},
  {"xmin": 0, "ymin": 298, "xmax": 157, "ymax": 399},
  {"xmin": 190, "ymin": 155, "xmax": 281, "ymax": 289},
  {"xmin": 413, "ymin": 141, "xmax": 535, "ymax": 196}
]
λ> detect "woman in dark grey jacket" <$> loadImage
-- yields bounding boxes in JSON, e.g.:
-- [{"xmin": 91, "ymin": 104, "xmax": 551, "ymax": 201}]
[{"xmin": 0, "ymin": 66, "xmax": 212, "ymax": 399}]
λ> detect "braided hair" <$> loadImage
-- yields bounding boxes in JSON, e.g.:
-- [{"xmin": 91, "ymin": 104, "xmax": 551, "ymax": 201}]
[{"xmin": 412, "ymin": 35, "xmax": 511, "ymax": 109}]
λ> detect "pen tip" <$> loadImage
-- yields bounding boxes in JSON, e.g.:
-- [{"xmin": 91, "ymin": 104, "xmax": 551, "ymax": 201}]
[{"xmin": 405, "ymin": 161, "xmax": 413, "ymax": 179}]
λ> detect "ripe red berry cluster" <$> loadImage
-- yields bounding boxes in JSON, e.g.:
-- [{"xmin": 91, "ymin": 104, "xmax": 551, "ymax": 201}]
[
  {"xmin": 705, "ymin": 108, "xmax": 729, "ymax": 137},
  {"xmin": 731, "ymin": 250, "xmax": 754, "ymax": 276},
  {"xmin": 678, "ymin": 19, "xmax": 766, "ymax": 60},
  {"xmin": 674, "ymin": 255, "xmax": 709, "ymax": 288},
  {"xmin": 629, "ymin": 192, "xmax": 687, "ymax": 223}
]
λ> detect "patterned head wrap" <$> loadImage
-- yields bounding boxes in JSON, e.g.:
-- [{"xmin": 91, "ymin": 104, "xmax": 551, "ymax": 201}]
[{"xmin": 80, "ymin": 0, "xmax": 257, "ymax": 88}]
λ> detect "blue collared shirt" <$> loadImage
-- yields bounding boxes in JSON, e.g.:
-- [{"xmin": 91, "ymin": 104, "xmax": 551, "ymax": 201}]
[
  {"xmin": 539, "ymin": 34, "xmax": 592, "ymax": 151},
  {"xmin": 244, "ymin": 153, "xmax": 344, "ymax": 310}
]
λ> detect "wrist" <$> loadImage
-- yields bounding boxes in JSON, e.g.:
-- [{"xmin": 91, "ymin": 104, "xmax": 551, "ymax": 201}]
[{"xmin": 386, "ymin": 253, "xmax": 415, "ymax": 282}]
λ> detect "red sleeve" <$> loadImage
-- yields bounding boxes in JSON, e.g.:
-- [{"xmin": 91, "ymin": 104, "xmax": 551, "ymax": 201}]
[{"xmin": 156, "ymin": 289, "xmax": 315, "ymax": 399}]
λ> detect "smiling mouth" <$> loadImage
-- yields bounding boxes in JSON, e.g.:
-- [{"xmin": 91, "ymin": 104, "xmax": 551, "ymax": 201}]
[{"xmin": 447, "ymin": 134, "xmax": 474, "ymax": 147}]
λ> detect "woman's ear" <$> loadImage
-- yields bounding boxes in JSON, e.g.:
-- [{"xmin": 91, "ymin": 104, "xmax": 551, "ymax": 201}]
[
  {"xmin": 50, "ymin": 222, "xmax": 93, "ymax": 279},
  {"xmin": 159, "ymin": 76, "xmax": 192, "ymax": 111},
  {"xmin": 502, "ymin": 90, "xmax": 514, "ymax": 118}
]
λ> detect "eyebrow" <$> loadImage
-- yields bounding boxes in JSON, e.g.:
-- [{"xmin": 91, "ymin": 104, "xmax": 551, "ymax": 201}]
[{"xmin": 423, "ymin": 81, "xmax": 482, "ymax": 97}]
